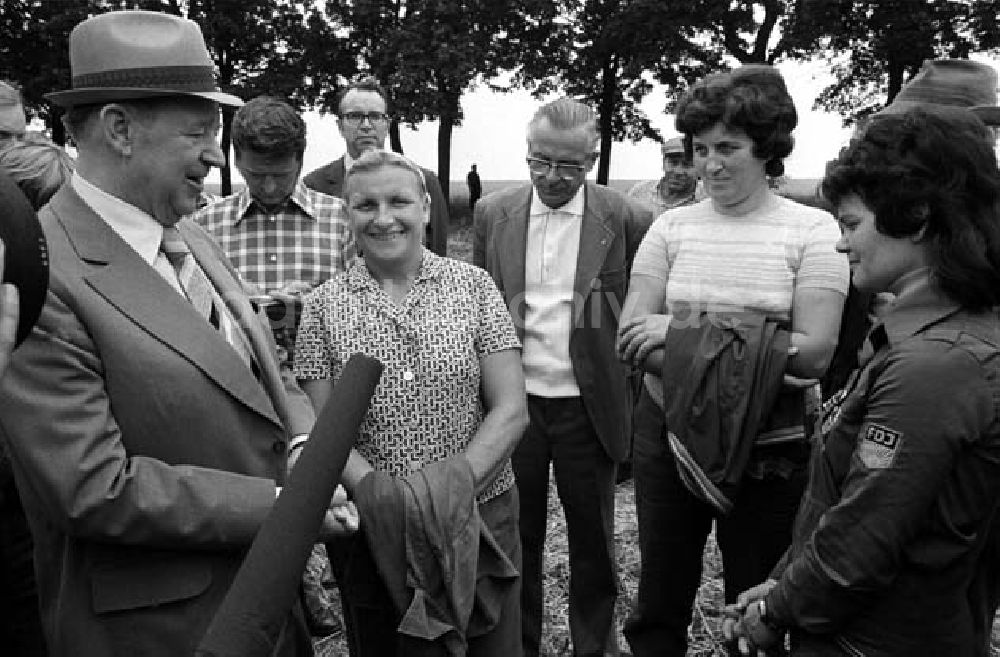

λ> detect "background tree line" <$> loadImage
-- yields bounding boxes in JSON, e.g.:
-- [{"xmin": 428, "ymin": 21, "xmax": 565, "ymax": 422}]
[{"xmin": 3, "ymin": 0, "xmax": 999, "ymax": 195}]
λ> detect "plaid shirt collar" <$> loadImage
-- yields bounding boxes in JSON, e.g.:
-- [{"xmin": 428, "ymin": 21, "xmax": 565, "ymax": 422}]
[
  {"xmin": 232, "ymin": 181, "xmax": 319, "ymax": 226},
  {"xmin": 345, "ymin": 248, "xmax": 446, "ymax": 293}
]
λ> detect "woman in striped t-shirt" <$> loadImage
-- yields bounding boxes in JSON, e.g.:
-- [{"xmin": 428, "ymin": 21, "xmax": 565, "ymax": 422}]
[{"xmin": 616, "ymin": 64, "xmax": 849, "ymax": 657}]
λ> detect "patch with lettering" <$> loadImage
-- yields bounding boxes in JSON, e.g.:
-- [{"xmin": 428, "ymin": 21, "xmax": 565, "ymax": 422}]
[{"xmin": 857, "ymin": 423, "xmax": 902, "ymax": 469}]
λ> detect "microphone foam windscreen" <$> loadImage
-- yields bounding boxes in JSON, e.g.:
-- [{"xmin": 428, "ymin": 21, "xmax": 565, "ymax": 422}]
[
  {"xmin": 0, "ymin": 171, "xmax": 48, "ymax": 348},
  {"xmin": 196, "ymin": 353, "xmax": 383, "ymax": 657}
]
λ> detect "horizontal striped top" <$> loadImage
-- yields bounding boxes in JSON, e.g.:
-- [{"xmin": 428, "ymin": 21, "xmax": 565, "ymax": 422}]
[{"xmin": 632, "ymin": 193, "xmax": 849, "ymax": 322}]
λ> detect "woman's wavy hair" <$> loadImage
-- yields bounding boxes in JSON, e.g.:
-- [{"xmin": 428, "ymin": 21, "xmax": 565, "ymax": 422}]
[
  {"xmin": 675, "ymin": 64, "xmax": 797, "ymax": 177},
  {"xmin": 821, "ymin": 106, "xmax": 1000, "ymax": 311}
]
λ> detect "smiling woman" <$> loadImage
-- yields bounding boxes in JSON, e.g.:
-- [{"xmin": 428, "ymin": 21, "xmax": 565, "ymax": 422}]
[{"xmin": 293, "ymin": 149, "xmax": 529, "ymax": 656}]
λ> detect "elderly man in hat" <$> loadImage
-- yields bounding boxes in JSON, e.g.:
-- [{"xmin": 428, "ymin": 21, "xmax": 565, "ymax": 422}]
[
  {"xmin": 0, "ymin": 11, "xmax": 356, "ymax": 657},
  {"xmin": 626, "ymin": 136, "xmax": 700, "ymax": 216}
]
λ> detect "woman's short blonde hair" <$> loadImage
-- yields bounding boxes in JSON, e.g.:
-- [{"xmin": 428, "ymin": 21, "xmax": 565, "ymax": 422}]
[
  {"xmin": 0, "ymin": 132, "xmax": 74, "ymax": 209},
  {"xmin": 343, "ymin": 149, "xmax": 428, "ymax": 200}
]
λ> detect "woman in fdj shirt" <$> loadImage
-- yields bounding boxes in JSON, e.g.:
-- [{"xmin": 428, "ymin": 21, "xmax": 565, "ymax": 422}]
[
  {"xmin": 617, "ymin": 64, "xmax": 848, "ymax": 657},
  {"xmin": 726, "ymin": 106, "xmax": 1000, "ymax": 656}
]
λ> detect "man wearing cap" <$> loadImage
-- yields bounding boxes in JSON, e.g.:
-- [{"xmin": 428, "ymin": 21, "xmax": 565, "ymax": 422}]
[
  {"xmin": 302, "ymin": 76, "xmax": 451, "ymax": 257},
  {"xmin": 0, "ymin": 11, "xmax": 354, "ymax": 656},
  {"xmin": 626, "ymin": 137, "xmax": 700, "ymax": 216}
]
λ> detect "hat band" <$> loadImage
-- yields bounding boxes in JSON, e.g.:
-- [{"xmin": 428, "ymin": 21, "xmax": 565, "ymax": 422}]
[{"xmin": 72, "ymin": 65, "xmax": 219, "ymax": 92}]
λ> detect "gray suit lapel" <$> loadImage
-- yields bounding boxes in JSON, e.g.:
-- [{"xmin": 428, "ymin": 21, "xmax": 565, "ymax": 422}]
[
  {"xmin": 498, "ymin": 187, "xmax": 531, "ymax": 306},
  {"xmin": 572, "ymin": 184, "xmax": 615, "ymax": 324},
  {"xmin": 52, "ymin": 188, "xmax": 281, "ymax": 427}
]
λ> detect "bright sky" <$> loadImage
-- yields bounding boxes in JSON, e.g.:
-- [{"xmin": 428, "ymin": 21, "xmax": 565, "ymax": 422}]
[{"xmin": 228, "ymin": 55, "xmax": 1000, "ymax": 185}]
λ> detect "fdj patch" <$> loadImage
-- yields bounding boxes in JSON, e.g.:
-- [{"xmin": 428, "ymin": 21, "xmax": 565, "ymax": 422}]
[{"xmin": 858, "ymin": 424, "xmax": 902, "ymax": 469}]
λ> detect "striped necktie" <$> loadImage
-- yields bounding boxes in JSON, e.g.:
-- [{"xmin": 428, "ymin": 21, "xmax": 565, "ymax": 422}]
[
  {"xmin": 160, "ymin": 225, "xmax": 257, "ymax": 374},
  {"xmin": 161, "ymin": 225, "xmax": 217, "ymax": 326}
]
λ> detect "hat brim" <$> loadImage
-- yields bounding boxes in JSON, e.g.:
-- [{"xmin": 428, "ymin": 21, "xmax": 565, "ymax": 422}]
[
  {"xmin": 45, "ymin": 87, "xmax": 243, "ymax": 108},
  {"xmin": 878, "ymin": 98, "xmax": 1000, "ymax": 126},
  {"xmin": 971, "ymin": 105, "xmax": 1000, "ymax": 126}
]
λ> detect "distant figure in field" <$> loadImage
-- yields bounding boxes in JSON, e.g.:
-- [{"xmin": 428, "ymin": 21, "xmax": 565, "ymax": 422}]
[
  {"xmin": 467, "ymin": 163, "xmax": 482, "ymax": 210},
  {"xmin": 627, "ymin": 136, "xmax": 700, "ymax": 216}
]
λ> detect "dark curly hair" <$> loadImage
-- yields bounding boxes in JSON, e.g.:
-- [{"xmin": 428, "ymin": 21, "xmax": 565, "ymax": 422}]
[
  {"xmin": 232, "ymin": 96, "xmax": 306, "ymax": 159},
  {"xmin": 675, "ymin": 64, "xmax": 797, "ymax": 177},
  {"xmin": 822, "ymin": 106, "xmax": 1000, "ymax": 311}
]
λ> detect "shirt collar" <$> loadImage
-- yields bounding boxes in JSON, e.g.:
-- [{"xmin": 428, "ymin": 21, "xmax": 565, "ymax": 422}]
[
  {"xmin": 233, "ymin": 181, "xmax": 317, "ymax": 225},
  {"xmin": 529, "ymin": 184, "xmax": 586, "ymax": 216},
  {"xmin": 344, "ymin": 151, "xmax": 356, "ymax": 172},
  {"xmin": 345, "ymin": 248, "xmax": 444, "ymax": 293},
  {"xmin": 880, "ymin": 268, "xmax": 961, "ymax": 345},
  {"xmin": 71, "ymin": 172, "xmax": 163, "ymax": 265}
]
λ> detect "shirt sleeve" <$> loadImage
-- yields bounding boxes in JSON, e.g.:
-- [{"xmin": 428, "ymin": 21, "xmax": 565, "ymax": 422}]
[
  {"xmin": 292, "ymin": 285, "xmax": 336, "ymax": 380},
  {"xmin": 766, "ymin": 343, "xmax": 995, "ymax": 632},
  {"xmin": 630, "ymin": 215, "xmax": 671, "ymax": 281},
  {"xmin": 473, "ymin": 268, "xmax": 520, "ymax": 358},
  {"xmin": 795, "ymin": 214, "xmax": 849, "ymax": 293}
]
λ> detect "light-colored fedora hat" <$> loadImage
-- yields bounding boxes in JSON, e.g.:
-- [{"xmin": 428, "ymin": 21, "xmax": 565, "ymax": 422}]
[
  {"xmin": 879, "ymin": 59, "xmax": 1000, "ymax": 125},
  {"xmin": 46, "ymin": 11, "xmax": 242, "ymax": 108}
]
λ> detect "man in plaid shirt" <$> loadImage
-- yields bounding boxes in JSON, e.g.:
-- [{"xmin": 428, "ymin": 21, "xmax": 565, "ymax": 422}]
[
  {"xmin": 192, "ymin": 95, "xmax": 352, "ymax": 638},
  {"xmin": 194, "ymin": 95, "xmax": 355, "ymax": 364}
]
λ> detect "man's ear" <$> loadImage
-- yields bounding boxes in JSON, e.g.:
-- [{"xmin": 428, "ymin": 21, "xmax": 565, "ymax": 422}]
[{"xmin": 98, "ymin": 104, "xmax": 135, "ymax": 157}]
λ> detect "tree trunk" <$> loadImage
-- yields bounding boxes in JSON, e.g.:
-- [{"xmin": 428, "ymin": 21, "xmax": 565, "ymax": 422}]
[
  {"xmin": 437, "ymin": 111, "xmax": 453, "ymax": 203},
  {"xmin": 596, "ymin": 58, "xmax": 616, "ymax": 186},
  {"xmin": 220, "ymin": 105, "xmax": 234, "ymax": 196},
  {"xmin": 389, "ymin": 119, "xmax": 403, "ymax": 154}
]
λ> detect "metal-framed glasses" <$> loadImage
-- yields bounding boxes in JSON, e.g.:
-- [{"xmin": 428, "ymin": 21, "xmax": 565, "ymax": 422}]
[
  {"xmin": 526, "ymin": 156, "xmax": 588, "ymax": 179},
  {"xmin": 341, "ymin": 111, "xmax": 390, "ymax": 125}
]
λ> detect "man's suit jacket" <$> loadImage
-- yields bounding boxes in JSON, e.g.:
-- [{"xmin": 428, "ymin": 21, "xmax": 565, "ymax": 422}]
[
  {"xmin": 0, "ymin": 184, "xmax": 315, "ymax": 656},
  {"xmin": 303, "ymin": 155, "xmax": 450, "ymax": 257},
  {"xmin": 472, "ymin": 182, "xmax": 654, "ymax": 462}
]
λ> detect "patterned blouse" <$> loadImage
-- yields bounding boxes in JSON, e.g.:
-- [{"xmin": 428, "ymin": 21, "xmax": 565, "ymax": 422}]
[{"xmin": 294, "ymin": 249, "xmax": 521, "ymax": 501}]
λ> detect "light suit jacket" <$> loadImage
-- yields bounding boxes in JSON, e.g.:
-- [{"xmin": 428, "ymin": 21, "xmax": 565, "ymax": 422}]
[
  {"xmin": 0, "ymin": 184, "xmax": 315, "ymax": 656},
  {"xmin": 472, "ymin": 182, "xmax": 654, "ymax": 462},
  {"xmin": 303, "ymin": 155, "xmax": 450, "ymax": 258}
]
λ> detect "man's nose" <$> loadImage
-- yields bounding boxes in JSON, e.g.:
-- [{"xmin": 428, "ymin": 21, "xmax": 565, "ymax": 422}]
[{"xmin": 203, "ymin": 142, "xmax": 226, "ymax": 167}]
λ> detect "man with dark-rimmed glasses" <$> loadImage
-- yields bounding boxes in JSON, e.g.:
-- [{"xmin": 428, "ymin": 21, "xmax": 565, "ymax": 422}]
[
  {"xmin": 473, "ymin": 97, "xmax": 653, "ymax": 657},
  {"xmin": 303, "ymin": 76, "xmax": 450, "ymax": 256}
]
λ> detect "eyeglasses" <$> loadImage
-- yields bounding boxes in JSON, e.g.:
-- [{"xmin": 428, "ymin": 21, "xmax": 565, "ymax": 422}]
[
  {"xmin": 341, "ymin": 111, "xmax": 389, "ymax": 125},
  {"xmin": 526, "ymin": 156, "xmax": 588, "ymax": 179}
]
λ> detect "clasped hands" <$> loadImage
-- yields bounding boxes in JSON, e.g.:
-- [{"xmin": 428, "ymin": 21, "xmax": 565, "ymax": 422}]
[
  {"xmin": 319, "ymin": 483, "xmax": 359, "ymax": 540},
  {"xmin": 721, "ymin": 579, "xmax": 785, "ymax": 656}
]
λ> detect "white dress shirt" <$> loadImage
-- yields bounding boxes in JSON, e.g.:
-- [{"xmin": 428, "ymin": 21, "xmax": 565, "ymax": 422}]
[
  {"xmin": 71, "ymin": 173, "xmax": 186, "ymax": 297},
  {"xmin": 522, "ymin": 185, "xmax": 585, "ymax": 397}
]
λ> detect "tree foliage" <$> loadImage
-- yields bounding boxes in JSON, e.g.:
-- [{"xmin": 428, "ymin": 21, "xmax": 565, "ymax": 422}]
[
  {"xmin": 329, "ymin": 0, "xmax": 558, "ymax": 198},
  {"xmin": 783, "ymin": 0, "xmax": 1000, "ymax": 125}
]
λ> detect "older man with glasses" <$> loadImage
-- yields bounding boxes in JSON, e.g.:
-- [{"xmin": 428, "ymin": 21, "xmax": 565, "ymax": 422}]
[
  {"xmin": 473, "ymin": 97, "xmax": 654, "ymax": 657},
  {"xmin": 303, "ymin": 76, "xmax": 450, "ymax": 257}
]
